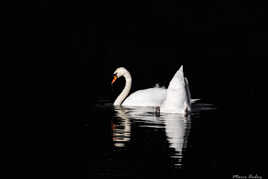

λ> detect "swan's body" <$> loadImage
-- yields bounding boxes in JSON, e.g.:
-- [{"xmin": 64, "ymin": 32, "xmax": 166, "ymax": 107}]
[
  {"xmin": 123, "ymin": 87, "xmax": 166, "ymax": 106},
  {"xmin": 112, "ymin": 66, "xmax": 192, "ymax": 114}
]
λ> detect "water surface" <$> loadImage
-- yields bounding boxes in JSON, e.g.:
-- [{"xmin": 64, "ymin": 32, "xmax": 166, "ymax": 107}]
[{"xmin": 83, "ymin": 98, "xmax": 217, "ymax": 178}]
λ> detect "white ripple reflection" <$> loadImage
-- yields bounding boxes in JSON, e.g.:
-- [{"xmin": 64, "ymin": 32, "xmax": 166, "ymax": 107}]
[{"xmin": 112, "ymin": 106, "xmax": 190, "ymax": 155}]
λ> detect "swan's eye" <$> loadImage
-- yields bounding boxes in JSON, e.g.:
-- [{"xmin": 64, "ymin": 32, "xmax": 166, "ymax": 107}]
[{"xmin": 111, "ymin": 74, "xmax": 118, "ymax": 84}]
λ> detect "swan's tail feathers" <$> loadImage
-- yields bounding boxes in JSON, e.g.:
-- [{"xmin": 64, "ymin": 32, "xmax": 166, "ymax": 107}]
[
  {"xmin": 184, "ymin": 77, "xmax": 191, "ymax": 112},
  {"xmin": 191, "ymin": 99, "xmax": 201, "ymax": 103}
]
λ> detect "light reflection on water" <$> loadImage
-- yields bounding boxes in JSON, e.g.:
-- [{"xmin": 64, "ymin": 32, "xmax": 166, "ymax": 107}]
[
  {"xmin": 91, "ymin": 99, "xmax": 216, "ymax": 177},
  {"xmin": 112, "ymin": 106, "xmax": 191, "ymax": 167},
  {"xmin": 99, "ymin": 100, "xmax": 216, "ymax": 168}
]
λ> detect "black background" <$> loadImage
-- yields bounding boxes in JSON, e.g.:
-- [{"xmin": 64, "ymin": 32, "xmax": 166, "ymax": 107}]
[{"xmin": 39, "ymin": 0, "xmax": 266, "ymax": 178}]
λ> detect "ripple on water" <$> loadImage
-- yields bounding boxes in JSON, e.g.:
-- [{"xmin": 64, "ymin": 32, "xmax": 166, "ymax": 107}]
[{"xmin": 91, "ymin": 98, "xmax": 215, "ymax": 172}]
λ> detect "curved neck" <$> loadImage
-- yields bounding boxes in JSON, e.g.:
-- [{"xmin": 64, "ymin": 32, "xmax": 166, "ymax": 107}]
[{"xmin": 114, "ymin": 71, "xmax": 132, "ymax": 105}]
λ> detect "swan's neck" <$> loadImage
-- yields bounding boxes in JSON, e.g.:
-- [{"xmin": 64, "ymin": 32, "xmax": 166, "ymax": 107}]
[{"xmin": 114, "ymin": 71, "xmax": 132, "ymax": 105}]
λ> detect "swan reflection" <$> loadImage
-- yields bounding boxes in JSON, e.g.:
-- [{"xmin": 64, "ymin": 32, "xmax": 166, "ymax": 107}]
[
  {"xmin": 112, "ymin": 107, "xmax": 132, "ymax": 147},
  {"xmin": 161, "ymin": 113, "xmax": 190, "ymax": 153},
  {"xmin": 112, "ymin": 106, "xmax": 191, "ymax": 166},
  {"xmin": 161, "ymin": 113, "xmax": 191, "ymax": 166}
]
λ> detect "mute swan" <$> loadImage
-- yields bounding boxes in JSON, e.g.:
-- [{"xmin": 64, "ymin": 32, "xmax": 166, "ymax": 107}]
[{"xmin": 111, "ymin": 66, "xmax": 192, "ymax": 114}]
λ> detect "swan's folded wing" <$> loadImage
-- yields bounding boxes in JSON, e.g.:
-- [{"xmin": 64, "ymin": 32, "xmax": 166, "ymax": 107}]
[{"xmin": 122, "ymin": 87, "xmax": 166, "ymax": 107}]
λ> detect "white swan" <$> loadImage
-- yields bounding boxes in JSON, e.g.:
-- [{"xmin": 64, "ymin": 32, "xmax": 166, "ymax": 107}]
[{"xmin": 111, "ymin": 66, "xmax": 193, "ymax": 114}]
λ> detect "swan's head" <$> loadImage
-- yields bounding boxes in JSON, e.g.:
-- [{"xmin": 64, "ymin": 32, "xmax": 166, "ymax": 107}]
[{"xmin": 112, "ymin": 67, "xmax": 128, "ymax": 84}]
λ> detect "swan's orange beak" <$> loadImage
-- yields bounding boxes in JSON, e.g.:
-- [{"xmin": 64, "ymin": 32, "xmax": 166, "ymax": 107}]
[{"xmin": 111, "ymin": 75, "xmax": 117, "ymax": 84}]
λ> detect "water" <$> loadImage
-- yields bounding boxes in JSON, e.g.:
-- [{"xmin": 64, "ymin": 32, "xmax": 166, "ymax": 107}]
[
  {"xmin": 82, "ymin": 99, "xmax": 220, "ymax": 178},
  {"xmin": 112, "ymin": 106, "xmax": 190, "ymax": 166},
  {"xmin": 67, "ymin": 95, "xmax": 265, "ymax": 179}
]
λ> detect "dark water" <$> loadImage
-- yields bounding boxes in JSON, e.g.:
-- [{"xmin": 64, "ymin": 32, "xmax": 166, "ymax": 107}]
[
  {"xmin": 78, "ymin": 99, "xmax": 218, "ymax": 178},
  {"xmin": 74, "ymin": 97, "xmax": 265, "ymax": 179}
]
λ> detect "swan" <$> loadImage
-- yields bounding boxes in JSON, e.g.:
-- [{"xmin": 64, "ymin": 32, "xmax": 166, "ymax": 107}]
[{"xmin": 111, "ymin": 66, "xmax": 193, "ymax": 114}]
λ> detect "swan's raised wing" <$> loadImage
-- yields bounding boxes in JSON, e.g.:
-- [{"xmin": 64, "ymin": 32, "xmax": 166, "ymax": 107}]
[{"xmin": 160, "ymin": 66, "xmax": 188, "ymax": 114}]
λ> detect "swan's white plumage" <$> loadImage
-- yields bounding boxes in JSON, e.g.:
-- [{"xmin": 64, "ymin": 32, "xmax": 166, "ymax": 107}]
[
  {"xmin": 122, "ymin": 87, "xmax": 166, "ymax": 106},
  {"xmin": 113, "ymin": 66, "xmax": 192, "ymax": 114},
  {"xmin": 160, "ymin": 66, "xmax": 189, "ymax": 113}
]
